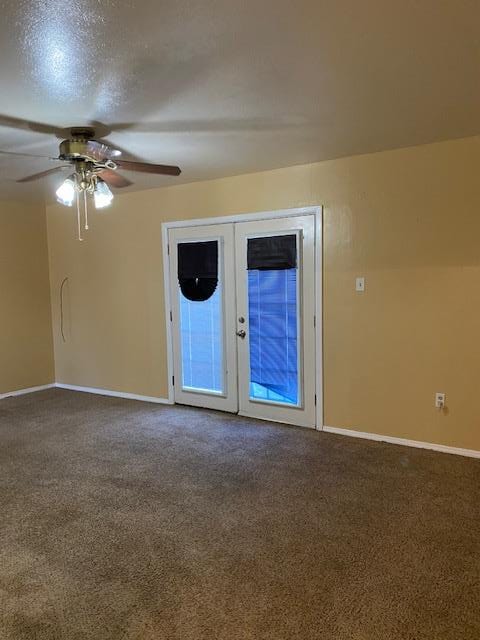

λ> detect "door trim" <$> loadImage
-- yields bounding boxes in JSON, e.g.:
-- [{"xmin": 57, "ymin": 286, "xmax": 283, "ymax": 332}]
[{"xmin": 161, "ymin": 206, "xmax": 324, "ymax": 429}]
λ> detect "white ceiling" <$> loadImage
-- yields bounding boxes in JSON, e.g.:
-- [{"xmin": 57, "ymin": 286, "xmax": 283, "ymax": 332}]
[{"xmin": 0, "ymin": 0, "xmax": 479, "ymax": 201}]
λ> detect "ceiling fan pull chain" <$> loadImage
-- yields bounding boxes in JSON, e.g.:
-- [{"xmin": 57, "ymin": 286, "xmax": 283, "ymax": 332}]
[
  {"xmin": 76, "ymin": 183, "xmax": 83, "ymax": 242},
  {"xmin": 83, "ymin": 190, "xmax": 89, "ymax": 231}
]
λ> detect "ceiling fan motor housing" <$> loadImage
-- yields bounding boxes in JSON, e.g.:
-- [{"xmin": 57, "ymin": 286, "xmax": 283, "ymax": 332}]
[{"xmin": 59, "ymin": 139, "xmax": 93, "ymax": 162}]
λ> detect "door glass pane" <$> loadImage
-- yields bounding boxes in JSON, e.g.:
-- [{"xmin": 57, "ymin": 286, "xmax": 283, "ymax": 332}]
[
  {"xmin": 179, "ymin": 281, "xmax": 224, "ymax": 394},
  {"xmin": 248, "ymin": 268, "xmax": 299, "ymax": 405}
]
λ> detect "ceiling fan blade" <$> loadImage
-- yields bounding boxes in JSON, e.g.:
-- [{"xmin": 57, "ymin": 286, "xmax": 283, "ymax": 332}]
[
  {"xmin": 0, "ymin": 149, "xmax": 58, "ymax": 160},
  {"xmin": 85, "ymin": 140, "xmax": 122, "ymax": 161},
  {"xmin": 107, "ymin": 117, "xmax": 302, "ymax": 134},
  {"xmin": 98, "ymin": 168, "xmax": 132, "ymax": 188},
  {"xmin": 0, "ymin": 114, "xmax": 63, "ymax": 136},
  {"xmin": 17, "ymin": 166, "xmax": 70, "ymax": 183},
  {"xmin": 97, "ymin": 138, "xmax": 143, "ymax": 162},
  {"xmin": 116, "ymin": 160, "xmax": 181, "ymax": 176}
]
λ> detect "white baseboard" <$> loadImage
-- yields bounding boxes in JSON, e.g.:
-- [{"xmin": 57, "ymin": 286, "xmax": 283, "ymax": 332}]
[
  {"xmin": 0, "ymin": 383, "xmax": 56, "ymax": 401},
  {"xmin": 323, "ymin": 425, "xmax": 480, "ymax": 459},
  {"xmin": 3, "ymin": 385, "xmax": 478, "ymax": 458},
  {"xmin": 55, "ymin": 383, "xmax": 172, "ymax": 405}
]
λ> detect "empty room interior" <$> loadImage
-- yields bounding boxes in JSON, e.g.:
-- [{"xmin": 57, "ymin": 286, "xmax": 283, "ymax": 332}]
[{"xmin": 1, "ymin": 1, "xmax": 479, "ymax": 638}]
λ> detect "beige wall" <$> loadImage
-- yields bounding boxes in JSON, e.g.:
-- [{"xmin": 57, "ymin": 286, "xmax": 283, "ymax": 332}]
[
  {"xmin": 0, "ymin": 201, "xmax": 54, "ymax": 394},
  {"xmin": 47, "ymin": 136, "xmax": 480, "ymax": 450}
]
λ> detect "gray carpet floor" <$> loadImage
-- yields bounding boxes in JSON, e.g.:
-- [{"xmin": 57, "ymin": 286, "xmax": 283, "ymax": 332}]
[{"xmin": 0, "ymin": 389, "xmax": 478, "ymax": 639}]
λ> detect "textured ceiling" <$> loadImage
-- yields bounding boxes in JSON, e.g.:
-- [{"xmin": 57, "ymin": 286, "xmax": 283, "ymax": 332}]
[{"xmin": 0, "ymin": 0, "xmax": 479, "ymax": 202}]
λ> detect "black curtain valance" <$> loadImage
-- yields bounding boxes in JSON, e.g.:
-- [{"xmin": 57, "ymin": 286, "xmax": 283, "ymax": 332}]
[
  {"xmin": 178, "ymin": 241, "xmax": 218, "ymax": 301},
  {"xmin": 247, "ymin": 234, "xmax": 297, "ymax": 270},
  {"xmin": 178, "ymin": 241, "xmax": 218, "ymax": 279}
]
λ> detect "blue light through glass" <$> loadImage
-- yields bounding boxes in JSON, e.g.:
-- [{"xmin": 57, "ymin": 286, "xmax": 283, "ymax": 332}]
[
  {"xmin": 179, "ymin": 283, "xmax": 223, "ymax": 393},
  {"xmin": 248, "ymin": 268, "xmax": 298, "ymax": 405}
]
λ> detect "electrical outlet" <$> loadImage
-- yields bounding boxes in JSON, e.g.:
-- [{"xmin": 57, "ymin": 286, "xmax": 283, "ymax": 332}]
[
  {"xmin": 356, "ymin": 277, "xmax": 365, "ymax": 292},
  {"xmin": 435, "ymin": 392, "xmax": 446, "ymax": 409}
]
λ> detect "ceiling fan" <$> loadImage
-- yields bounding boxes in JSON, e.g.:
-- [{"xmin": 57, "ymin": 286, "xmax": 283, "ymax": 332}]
[{"xmin": 0, "ymin": 118, "xmax": 181, "ymax": 240}]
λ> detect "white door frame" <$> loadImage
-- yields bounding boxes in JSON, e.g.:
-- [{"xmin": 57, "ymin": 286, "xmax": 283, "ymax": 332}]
[{"xmin": 161, "ymin": 205, "xmax": 324, "ymax": 430}]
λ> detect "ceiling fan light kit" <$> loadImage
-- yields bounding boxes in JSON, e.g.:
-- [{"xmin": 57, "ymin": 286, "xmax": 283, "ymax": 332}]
[
  {"xmin": 0, "ymin": 122, "xmax": 182, "ymax": 241},
  {"xmin": 55, "ymin": 171, "xmax": 115, "ymax": 241},
  {"xmin": 94, "ymin": 179, "xmax": 114, "ymax": 209},
  {"xmin": 55, "ymin": 177, "xmax": 75, "ymax": 207}
]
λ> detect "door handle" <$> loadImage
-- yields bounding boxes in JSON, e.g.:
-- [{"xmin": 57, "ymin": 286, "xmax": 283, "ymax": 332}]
[{"xmin": 236, "ymin": 329, "xmax": 246, "ymax": 339}]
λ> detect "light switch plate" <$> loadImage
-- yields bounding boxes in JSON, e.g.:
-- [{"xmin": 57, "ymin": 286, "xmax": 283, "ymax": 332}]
[{"xmin": 356, "ymin": 277, "xmax": 365, "ymax": 292}]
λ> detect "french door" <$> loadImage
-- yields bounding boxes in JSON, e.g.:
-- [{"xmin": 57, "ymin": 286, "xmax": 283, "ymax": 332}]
[{"xmin": 168, "ymin": 214, "xmax": 317, "ymax": 428}]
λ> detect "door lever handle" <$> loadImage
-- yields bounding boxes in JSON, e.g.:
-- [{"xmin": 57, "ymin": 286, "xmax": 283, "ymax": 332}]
[{"xmin": 236, "ymin": 329, "xmax": 246, "ymax": 339}]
